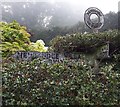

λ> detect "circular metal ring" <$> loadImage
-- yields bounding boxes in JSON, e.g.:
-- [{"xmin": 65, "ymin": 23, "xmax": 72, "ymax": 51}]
[{"xmin": 84, "ymin": 7, "xmax": 104, "ymax": 30}]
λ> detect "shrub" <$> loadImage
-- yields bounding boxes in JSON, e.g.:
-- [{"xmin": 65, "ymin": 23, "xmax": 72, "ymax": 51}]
[
  {"xmin": 0, "ymin": 21, "xmax": 48, "ymax": 57},
  {"xmin": 0, "ymin": 21, "xmax": 31, "ymax": 57},
  {"xmin": 29, "ymin": 40, "xmax": 48, "ymax": 52},
  {"xmin": 2, "ymin": 58, "xmax": 120, "ymax": 105},
  {"xmin": 49, "ymin": 30, "xmax": 120, "ymax": 54}
]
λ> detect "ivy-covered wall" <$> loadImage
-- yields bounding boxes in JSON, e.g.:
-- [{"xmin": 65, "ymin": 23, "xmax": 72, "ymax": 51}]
[{"xmin": 49, "ymin": 30, "xmax": 120, "ymax": 55}]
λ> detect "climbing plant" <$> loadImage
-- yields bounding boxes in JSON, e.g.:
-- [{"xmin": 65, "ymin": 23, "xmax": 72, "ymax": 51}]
[{"xmin": 49, "ymin": 30, "xmax": 119, "ymax": 55}]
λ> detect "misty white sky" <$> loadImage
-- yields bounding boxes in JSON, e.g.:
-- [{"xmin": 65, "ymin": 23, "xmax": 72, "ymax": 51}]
[
  {"xmin": 49, "ymin": 0, "xmax": 119, "ymax": 14},
  {"xmin": 1, "ymin": 0, "xmax": 119, "ymax": 14}
]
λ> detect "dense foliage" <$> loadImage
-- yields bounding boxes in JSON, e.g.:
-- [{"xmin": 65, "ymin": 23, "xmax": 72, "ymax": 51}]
[
  {"xmin": 0, "ymin": 21, "xmax": 31, "ymax": 57},
  {"xmin": 1, "ymin": 14, "xmax": 120, "ymax": 106},
  {"xmin": 29, "ymin": 40, "xmax": 48, "ymax": 52},
  {"xmin": 0, "ymin": 21, "xmax": 47, "ymax": 57},
  {"xmin": 2, "ymin": 57, "xmax": 120, "ymax": 105},
  {"xmin": 50, "ymin": 30, "xmax": 120, "ymax": 55}
]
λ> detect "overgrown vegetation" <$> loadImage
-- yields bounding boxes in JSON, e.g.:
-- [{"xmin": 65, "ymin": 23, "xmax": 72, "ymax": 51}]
[
  {"xmin": 29, "ymin": 40, "xmax": 47, "ymax": 52},
  {"xmin": 1, "ymin": 21, "xmax": 120, "ymax": 105},
  {"xmin": 2, "ymin": 57, "xmax": 120, "ymax": 105},
  {"xmin": 0, "ymin": 21, "xmax": 31, "ymax": 57},
  {"xmin": 50, "ymin": 30, "xmax": 120, "ymax": 55},
  {"xmin": 0, "ymin": 21, "xmax": 47, "ymax": 57}
]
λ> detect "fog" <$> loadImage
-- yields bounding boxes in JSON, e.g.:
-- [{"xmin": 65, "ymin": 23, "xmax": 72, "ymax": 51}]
[{"xmin": 2, "ymin": 0, "xmax": 119, "ymax": 29}]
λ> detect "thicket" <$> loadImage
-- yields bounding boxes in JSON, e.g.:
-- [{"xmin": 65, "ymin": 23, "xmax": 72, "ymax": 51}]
[
  {"xmin": 2, "ymin": 57, "xmax": 120, "ymax": 105},
  {"xmin": 50, "ymin": 30, "xmax": 120, "ymax": 55}
]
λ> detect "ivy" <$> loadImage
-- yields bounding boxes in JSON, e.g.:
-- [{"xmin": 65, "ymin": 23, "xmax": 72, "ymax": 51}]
[
  {"xmin": 2, "ymin": 58, "xmax": 120, "ymax": 105},
  {"xmin": 49, "ymin": 30, "xmax": 120, "ymax": 54}
]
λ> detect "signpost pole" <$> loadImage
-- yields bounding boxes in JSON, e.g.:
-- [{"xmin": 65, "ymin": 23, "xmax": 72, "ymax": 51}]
[{"xmin": 84, "ymin": 7, "xmax": 104, "ymax": 73}]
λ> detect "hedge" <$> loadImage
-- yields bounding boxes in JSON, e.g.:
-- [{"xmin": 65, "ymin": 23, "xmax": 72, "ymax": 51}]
[{"xmin": 2, "ymin": 57, "xmax": 120, "ymax": 105}]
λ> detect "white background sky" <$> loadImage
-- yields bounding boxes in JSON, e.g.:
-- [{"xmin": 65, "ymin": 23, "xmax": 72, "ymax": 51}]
[
  {"xmin": 1, "ymin": 0, "xmax": 120, "ymax": 14},
  {"xmin": 67, "ymin": 0, "xmax": 119, "ymax": 14}
]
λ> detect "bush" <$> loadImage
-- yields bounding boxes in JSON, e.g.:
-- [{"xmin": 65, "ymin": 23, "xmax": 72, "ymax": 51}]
[
  {"xmin": 49, "ymin": 30, "xmax": 120, "ymax": 54},
  {"xmin": 0, "ymin": 21, "xmax": 31, "ymax": 57},
  {"xmin": 29, "ymin": 40, "xmax": 48, "ymax": 52},
  {"xmin": 0, "ymin": 21, "xmax": 48, "ymax": 57},
  {"xmin": 2, "ymin": 58, "xmax": 120, "ymax": 105}
]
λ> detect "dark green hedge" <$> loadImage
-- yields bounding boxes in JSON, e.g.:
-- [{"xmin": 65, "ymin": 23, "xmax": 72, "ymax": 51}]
[
  {"xmin": 2, "ymin": 58, "xmax": 120, "ymax": 105},
  {"xmin": 49, "ymin": 30, "xmax": 120, "ymax": 54}
]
